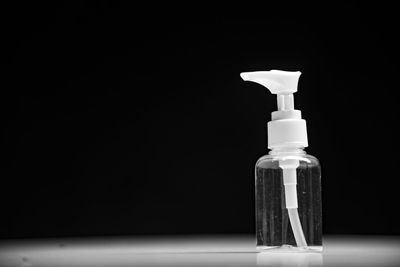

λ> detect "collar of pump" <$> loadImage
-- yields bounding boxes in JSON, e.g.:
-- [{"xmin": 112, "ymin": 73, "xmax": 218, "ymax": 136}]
[{"xmin": 267, "ymin": 117, "xmax": 308, "ymax": 149}]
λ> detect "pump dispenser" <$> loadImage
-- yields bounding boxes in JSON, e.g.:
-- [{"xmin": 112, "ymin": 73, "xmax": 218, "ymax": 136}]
[
  {"xmin": 241, "ymin": 70, "xmax": 322, "ymax": 252},
  {"xmin": 240, "ymin": 70, "xmax": 307, "ymax": 149}
]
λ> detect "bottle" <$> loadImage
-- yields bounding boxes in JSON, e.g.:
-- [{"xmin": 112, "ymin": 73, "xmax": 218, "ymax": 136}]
[{"xmin": 240, "ymin": 70, "xmax": 322, "ymax": 252}]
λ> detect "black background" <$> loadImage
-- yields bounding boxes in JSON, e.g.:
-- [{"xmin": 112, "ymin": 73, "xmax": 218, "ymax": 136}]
[{"xmin": 1, "ymin": 2, "xmax": 399, "ymax": 239}]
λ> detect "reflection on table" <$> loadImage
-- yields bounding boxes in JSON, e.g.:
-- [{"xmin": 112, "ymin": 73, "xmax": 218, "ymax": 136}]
[{"xmin": 0, "ymin": 235, "xmax": 399, "ymax": 267}]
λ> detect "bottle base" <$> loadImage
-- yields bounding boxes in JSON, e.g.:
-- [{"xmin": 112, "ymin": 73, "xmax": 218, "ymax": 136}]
[{"xmin": 256, "ymin": 244, "xmax": 323, "ymax": 253}]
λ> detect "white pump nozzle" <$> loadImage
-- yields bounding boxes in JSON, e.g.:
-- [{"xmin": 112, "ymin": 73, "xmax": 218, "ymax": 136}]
[
  {"xmin": 240, "ymin": 70, "xmax": 308, "ymax": 149},
  {"xmin": 240, "ymin": 70, "xmax": 301, "ymax": 115},
  {"xmin": 240, "ymin": 70, "xmax": 301, "ymax": 95}
]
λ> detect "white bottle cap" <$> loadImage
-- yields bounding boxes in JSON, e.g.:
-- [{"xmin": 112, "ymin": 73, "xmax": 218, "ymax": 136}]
[{"xmin": 240, "ymin": 70, "xmax": 308, "ymax": 149}]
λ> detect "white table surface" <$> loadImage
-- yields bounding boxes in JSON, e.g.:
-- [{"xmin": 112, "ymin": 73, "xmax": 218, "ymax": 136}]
[{"xmin": 0, "ymin": 235, "xmax": 399, "ymax": 267}]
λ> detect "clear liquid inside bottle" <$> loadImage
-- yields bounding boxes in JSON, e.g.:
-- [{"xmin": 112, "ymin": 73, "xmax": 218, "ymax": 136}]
[{"xmin": 255, "ymin": 149, "xmax": 322, "ymax": 252}]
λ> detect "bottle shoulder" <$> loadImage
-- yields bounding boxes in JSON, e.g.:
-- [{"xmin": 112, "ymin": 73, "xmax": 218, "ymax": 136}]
[{"xmin": 256, "ymin": 152, "xmax": 320, "ymax": 168}]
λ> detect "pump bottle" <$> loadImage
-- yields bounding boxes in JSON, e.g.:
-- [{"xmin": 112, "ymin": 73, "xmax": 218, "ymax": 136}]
[{"xmin": 240, "ymin": 70, "xmax": 322, "ymax": 252}]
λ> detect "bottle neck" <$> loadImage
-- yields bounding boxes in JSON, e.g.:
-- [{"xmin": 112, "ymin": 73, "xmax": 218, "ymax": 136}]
[{"xmin": 269, "ymin": 147, "xmax": 306, "ymax": 156}]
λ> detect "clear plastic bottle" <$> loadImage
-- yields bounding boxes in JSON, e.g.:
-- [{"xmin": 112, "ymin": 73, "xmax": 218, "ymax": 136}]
[
  {"xmin": 240, "ymin": 70, "xmax": 323, "ymax": 252},
  {"xmin": 255, "ymin": 147, "xmax": 322, "ymax": 251}
]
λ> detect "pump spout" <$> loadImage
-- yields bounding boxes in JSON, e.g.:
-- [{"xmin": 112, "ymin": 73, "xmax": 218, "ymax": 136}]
[{"xmin": 240, "ymin": 70, "xmax": 301, "ymax": 95}]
